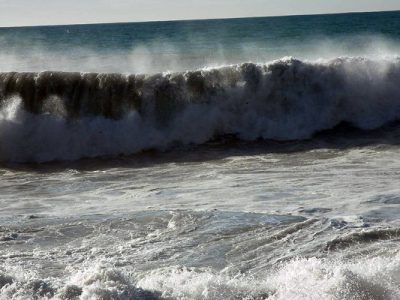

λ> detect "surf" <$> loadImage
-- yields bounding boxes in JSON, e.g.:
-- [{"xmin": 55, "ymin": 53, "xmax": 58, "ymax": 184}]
[{"xmin": 1, "ymin": 56, "xmax": 400, "ymax": 162}]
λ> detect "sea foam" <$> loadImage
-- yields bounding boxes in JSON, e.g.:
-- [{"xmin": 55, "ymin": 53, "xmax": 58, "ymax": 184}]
[
  {"xmin": 1, "ymin": 56, "xmax": 400, "ymax": 162},
  {"xmin": 1, "ymin": 255, "xmax": 400, "ymax": 299}
]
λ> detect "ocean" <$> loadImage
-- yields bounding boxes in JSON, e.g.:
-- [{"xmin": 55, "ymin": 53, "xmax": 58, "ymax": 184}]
[{"xmin": 1, "ymin": 10, "xmax": 400, "ymax": 299}]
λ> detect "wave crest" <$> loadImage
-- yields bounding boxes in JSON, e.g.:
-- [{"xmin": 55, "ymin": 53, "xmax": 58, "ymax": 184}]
[{"xmin": 1, "ymin": 56, "xmax": 400, "ymax": 162}]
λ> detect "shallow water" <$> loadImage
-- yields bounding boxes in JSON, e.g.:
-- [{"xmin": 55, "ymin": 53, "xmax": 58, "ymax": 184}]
[{"xmin": 1, "ymin": 135, "xmax": 400, "ymax": 298}]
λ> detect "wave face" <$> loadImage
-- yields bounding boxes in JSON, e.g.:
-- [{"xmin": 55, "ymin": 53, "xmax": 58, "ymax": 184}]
[{"xmin": 1, "ymin": 56, "xmax": 400, "ymax": 162}]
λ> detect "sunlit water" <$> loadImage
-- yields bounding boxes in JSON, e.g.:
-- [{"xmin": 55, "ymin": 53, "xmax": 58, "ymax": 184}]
[{"xmin": 1, "ymin": 11, "xmax": 400, "ymax": 299}]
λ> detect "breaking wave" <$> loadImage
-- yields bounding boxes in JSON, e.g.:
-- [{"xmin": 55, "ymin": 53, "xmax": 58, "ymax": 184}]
[
  {"xmin": 1, "ymin": 256, "xmax": 400, "ymax": 299},
  {"xmin": 1, "ymin": 56, "xmax": 400, "ymax": 162}
]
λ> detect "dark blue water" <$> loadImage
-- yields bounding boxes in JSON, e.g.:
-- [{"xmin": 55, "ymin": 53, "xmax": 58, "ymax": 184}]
[{"xmin": 1, "ymin": 11, "xmax": 400, "ymax": 73}]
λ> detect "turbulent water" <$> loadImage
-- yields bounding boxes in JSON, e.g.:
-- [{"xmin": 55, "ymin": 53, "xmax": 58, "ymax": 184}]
[{"xmin": 1, "ymin": 10, "xmax": 400, "ymax": 300}]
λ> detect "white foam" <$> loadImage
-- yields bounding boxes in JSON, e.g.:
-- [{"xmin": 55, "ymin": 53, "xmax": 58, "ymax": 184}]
[
  {"xmin": 136, "ymin": 255, "xmax": 400, "ymax": 299},
  {"xmin": 2, "ymin": 255, "xmax": 399, "ymax": 299},
  {"xmin": 1, "ymin": 56, "xmax": 400, "ymax": 162}
]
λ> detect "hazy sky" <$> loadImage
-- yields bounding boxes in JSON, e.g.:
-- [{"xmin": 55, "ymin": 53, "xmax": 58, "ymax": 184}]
[{"xmin": 0, "ymin": 0, "xmax": 400, "ymax": 27}]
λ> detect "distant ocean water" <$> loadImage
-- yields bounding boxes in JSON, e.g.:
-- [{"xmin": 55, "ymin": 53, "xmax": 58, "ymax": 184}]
[{"xmin": 1, "ymin": 10, "xmax": 400, "ymax": 299}]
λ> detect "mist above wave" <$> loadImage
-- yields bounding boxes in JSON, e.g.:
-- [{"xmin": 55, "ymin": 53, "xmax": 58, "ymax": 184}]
[
  {"xmin": 1, "ymin": 56, "xmax": 400, "ymax": 162},
  {"xmin": 1, "ymin": 34, "xmax": 400, "ymax": 73}
]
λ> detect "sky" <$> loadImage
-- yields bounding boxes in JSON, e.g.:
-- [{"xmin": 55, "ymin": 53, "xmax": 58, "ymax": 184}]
[{"xmin": 0, "ymin": 0, "xmax": 400, "ymax": 27}]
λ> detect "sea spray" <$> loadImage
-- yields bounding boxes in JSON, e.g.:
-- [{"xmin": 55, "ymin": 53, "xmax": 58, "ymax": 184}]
[{"xmin": 1, "ymin": 57, "xmax": 400, "ymax": 162}]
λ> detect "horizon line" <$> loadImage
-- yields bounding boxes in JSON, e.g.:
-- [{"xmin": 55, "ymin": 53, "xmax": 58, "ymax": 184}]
[{"xmin": 0, "ymin": 9, "xmax": 399, "ymax": 29}]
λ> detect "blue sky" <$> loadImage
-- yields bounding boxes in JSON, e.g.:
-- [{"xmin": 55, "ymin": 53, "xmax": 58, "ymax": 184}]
[{"xmin": 1, "ymin": 0, "xmax": 400, "ymax": 27}]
